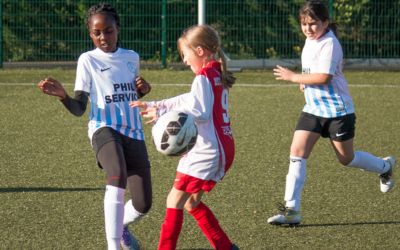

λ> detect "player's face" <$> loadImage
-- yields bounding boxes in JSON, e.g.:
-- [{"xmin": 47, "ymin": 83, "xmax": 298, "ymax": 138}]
[
  {"xmin": 180, "ymin": 44, "xmax": 204, "ymax": 74},
  {"xmin": 300, "ymin": 15, "xmax": 329, "ymax": 40},
  {"xmin": 89, "ymin": 14, "xmax": 119, "ymax": 53}
]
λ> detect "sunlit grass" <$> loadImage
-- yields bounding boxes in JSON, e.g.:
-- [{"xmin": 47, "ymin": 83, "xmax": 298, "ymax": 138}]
[{"xmin": 0, "ymin": 68, "xmax": 399, "ymax": 249}]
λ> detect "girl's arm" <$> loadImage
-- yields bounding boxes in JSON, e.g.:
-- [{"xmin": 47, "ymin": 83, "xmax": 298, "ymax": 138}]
[
  {"xmin": 60, "ymin": 91, "xmax": 89, "ymax": 116},
  {"xmin": 130, "ymin": 75, "xmax": 213, "ymax": 123},
  {"xmin": 38, "ymin": 77, "xmax": 89, "ymax": 116},
  {"xmin": 273, "ymin": 65, "xmax": 332, "ymax": 85},
  {"xmin": 153, "ymin": 75, "xmax": 213, "ymax": 121}
]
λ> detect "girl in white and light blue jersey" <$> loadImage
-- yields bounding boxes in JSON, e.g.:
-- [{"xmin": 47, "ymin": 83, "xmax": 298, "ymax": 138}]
[
  {"xmin": 301, "ymin": 29, "xmax": 354, "ymax": 118},
  {"xmin": 75, "ymin": 47, "xmax": 144, "ymax": 141},
  {"xmin": 38, "ymin": 3, "xmax": 152, "ymax": 249},
  {"xmin": 268, "ymin": 0, "xmax": 396, "ymax": 226}
]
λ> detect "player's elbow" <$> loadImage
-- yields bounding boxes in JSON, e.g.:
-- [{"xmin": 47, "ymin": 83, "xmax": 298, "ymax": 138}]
[
  {"xmin": 320, "ymin": 74, "xmax": 333, "ymax": 84},
  {"xmin": 69, "ymin": 107, "xmax": 86, "ymax": 117}
]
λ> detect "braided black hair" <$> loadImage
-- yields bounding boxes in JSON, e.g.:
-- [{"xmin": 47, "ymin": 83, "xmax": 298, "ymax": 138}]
[{"xmin": 86, "ymin": 3, "xmax": 120, "ymax": 30}]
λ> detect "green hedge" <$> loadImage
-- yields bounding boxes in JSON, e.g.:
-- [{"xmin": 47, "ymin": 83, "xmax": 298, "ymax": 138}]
[{"xmin": 2, "ymin": 0, "xmax": 400, "ymax": 64}]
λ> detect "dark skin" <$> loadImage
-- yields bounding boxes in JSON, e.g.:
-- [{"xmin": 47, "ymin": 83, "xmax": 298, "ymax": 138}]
[
  {"xmin": 38, "ymin": 13, "xmax": 150, "ymax": 99},
  {"xmin": 89, "ymin": 13, "xmax": 119, "ymax": 53}
]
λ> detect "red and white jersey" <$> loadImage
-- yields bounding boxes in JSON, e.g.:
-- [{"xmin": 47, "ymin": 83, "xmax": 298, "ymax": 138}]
[{"xmin": 152, "ymin": 61, "xmax": 235, "ymax": 181}]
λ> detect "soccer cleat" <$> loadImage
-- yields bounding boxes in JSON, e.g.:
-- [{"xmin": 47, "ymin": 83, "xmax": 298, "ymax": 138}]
[
  {"xmin": 121, "ymin": 226, "xmax": 140, "ymax": 250},
  {"xmin": 267, "ymin": 203, "xmax": 301, "ymax": 225},
  {"xmin": 231, "ymin": 244, "xmax": 240, "ymax": 250},
  {"xmin": 380, "ymin": 156, "xmax": 396, "ymax": 193}
]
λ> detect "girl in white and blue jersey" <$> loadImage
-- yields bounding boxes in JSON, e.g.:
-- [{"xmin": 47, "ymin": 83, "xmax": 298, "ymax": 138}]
[
  {"xmin": 268, "ymin": 1, "xmax": 396, "ymax": 226},
  {"xmin": 38, "ymin": 3, "xmax": 152, "ymax": 249},
  {"xmin": 76, "ymin": 46, "xmax": 145, "ymax": 141},
  {"xmin": 301, "ymin": 28, "xmax": 354, "ymax": 118}
]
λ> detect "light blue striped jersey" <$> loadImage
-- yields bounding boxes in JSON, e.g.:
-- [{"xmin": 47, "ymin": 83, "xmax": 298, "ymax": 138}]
[
  {"xmin": 302, "ymin": 30, "xmax": 355, "ymax": 118},
  {"xmin": 74, "ymin": 48, "xmax": 144, "ymax": 141}
]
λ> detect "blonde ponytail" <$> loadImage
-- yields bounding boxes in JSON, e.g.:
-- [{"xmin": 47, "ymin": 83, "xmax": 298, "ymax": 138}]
[
  {"xmin": 217, "ymin": 48, "xmax": 236, "ymax": 88},
  {"xmin": 179, "ymin": 25, "xmax": 236, "ymax": 88}
]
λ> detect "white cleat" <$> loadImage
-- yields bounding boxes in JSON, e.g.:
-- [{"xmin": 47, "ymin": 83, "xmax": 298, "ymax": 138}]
[
  {"xmin": 267, "ymin": 203, "xmax": 301, "ymax": 225},
  {"xmin": 380, "ymin": 156, "xmax": 396, "ymax": 193}
]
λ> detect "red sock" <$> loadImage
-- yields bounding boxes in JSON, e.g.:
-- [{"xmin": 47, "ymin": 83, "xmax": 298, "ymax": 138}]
[
  {"xmin": 158, "ymin": 208, "xmax": 184, "ymax": 250},
  {"xmin": 189, "ymin": 202, "xmax": 232, "ymax": 250}
]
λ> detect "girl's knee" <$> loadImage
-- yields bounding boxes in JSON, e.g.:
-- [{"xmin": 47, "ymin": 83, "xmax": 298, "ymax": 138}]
[
  {"xmin": 290, "ymin": 146, "xmax": 308, "ymax": 159},
  {"xmin": 184, "ymin": 197, "xmax": 202, "ymax": 211},
  {"xmin": 106, "ymin": 176, "xmax": 127, "ymax": 189},
  {"xmin": 132, "ymin": 199, "xmax": 152, "ymax": 214},
  {"xmin": 338, "ymin": 155, "xmax": 354, "ymax": 166},
  {"xmin": 184, "ymin": 202, "xmax": 196, "ymax": 211}
]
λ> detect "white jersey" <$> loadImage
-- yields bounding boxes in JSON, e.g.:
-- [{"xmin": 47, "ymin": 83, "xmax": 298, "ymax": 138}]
[
  {"xmin": 149, "ymin": 61, "xmax": 235, "ymax": 182},
  {"xmin": 301, "ymin": 30, "xmax": 355, "ymax": 118},
  {"xmin": 74, "ymin": 48, "xmax": 144, "ymax": 141}
]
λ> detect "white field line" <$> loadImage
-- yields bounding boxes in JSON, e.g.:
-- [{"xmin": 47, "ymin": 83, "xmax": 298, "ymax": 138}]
[{"xmin": 0, "ymin": 82, "xmax": 399, "ymax": 88}]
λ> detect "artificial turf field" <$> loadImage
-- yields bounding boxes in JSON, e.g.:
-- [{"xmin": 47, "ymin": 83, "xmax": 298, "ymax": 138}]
[{"xmin": 0, "ymin": 68, "xmax": 399, "ymax": 249}]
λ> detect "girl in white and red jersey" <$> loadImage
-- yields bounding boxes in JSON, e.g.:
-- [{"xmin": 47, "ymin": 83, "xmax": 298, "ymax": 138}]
[
  {"xmin": 268, "ymin": 1, "xmax": 396, "ymax": 226},
  {"xmin": 38, "ymin": 3, "xmax": 152, "ymax": 249},
  {"xmin": 131, "ymin": 25, "xmax": 238, "ymax": 250}
]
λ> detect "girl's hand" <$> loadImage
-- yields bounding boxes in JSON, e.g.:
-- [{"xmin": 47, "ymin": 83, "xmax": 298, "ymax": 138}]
[
  {"xmin": 135, "ymin": 76, "xmax": 151, "ymax": 97},
  {"xmin": 140, "ymin": 107, "xmax": 158, "ymax": 124},
  {"xmin": 129, "ymin": 100, "xmax": 148, "ymax": 109},
  {"xmin": 38, "ymin": 77, "xmax": 67, "ymax": 100},
  {"xmin": 130, "ymin": 101, "xmax": 158, "ymax": 124},
  {"xmin": 300, "ymin": 83, "xmax": 305, "ymax": 92},
  {"xmin": 273, "ymin": 65, "xmax": 296, "ymax": 82}
]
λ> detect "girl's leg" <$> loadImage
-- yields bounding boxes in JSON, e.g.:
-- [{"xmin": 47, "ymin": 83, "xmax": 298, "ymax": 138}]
[
  {"xmin": 285, "ymin": 130, "xmax": 320, "ymax": 211},
  {"xmin": 331, "ymin": 139, "xmax": 395, "ymax": 192},
  {"xmin": 120, "ymin": 138, "xmax": 152, "ymax": 249},
  {"xmin": 97, "ymin": 141, "xmax": 128, "ymax": 250},
  {"xmin": 268, "ymin": 130, "xmax": 320, "ymax": 225},
  {"xmin": 158, "ymin": 187, "xmax": 191, "ymax": 250},
  {"xmin": 331, "ymin": 139, "xmax": 389, "ymax": 173},
  {"xmin": 124, "ymin": 168, "xmax": 152, "ymax": 225},
  {"xmin": 185, "ymin": 193, "xmax": 232, "ymax": 250}
]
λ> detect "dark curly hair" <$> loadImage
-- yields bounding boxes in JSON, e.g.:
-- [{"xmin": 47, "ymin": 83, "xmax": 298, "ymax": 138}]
[{"xmin": 86, "ymin": 3, "xmax": 120, "ymax": 30}]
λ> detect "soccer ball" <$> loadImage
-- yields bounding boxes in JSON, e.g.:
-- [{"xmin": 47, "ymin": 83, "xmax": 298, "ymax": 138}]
[{"xmin": 152, "ymin": 111, "xmax": 198, "ymax": 156}]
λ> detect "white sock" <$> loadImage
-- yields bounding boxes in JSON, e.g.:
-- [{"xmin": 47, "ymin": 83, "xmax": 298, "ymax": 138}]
[
  {"xmin": 104, "ymin": 185, "xmax": 125, "ymax": 250},
  {"xmin": 284, "ymin": 156, "xmax": 306, "ymax": 211},
  {"xmin": 347, "ymin": 151, "xmax": 389, "ymax": 174},
  {"xmin": 123, "ymin": 199, "xmax": 145, "ymax": 226}
]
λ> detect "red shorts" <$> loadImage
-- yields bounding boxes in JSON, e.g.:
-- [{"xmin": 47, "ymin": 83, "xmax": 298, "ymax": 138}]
[{"xmin": 173, "ymin": 172, "xmax": 217, "ymax": 193}]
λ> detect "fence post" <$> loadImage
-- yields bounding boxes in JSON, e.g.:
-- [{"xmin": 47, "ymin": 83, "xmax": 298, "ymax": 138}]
[
  {"xmin": 161, "ymin": 0, "xmax": 167, "ymax": 68},
  {"xmin": 329, "ymin": 0, "xmax": 334, "ymax": 19},
  {"xmin": 198, "ymin": 0, "xmax": 205, "ymax": 25},
  {"xmin": 0, "ymin": 1, "xmax": 3, "ymax": 68}
]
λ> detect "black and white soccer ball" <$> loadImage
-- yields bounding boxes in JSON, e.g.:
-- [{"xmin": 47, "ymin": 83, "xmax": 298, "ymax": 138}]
[{"xmin": 152, "ymin": 111, "xmax": 198, "ymax": 156}]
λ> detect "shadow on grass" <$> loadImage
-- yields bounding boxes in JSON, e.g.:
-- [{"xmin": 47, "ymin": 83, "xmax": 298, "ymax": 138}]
[
  {"xmin": 279, "ymin": 221, "xmax": 400, "ymax": 228},
  {"xmin": 0, "ymin": 187, "xmax": 103, "ymax": 193}
]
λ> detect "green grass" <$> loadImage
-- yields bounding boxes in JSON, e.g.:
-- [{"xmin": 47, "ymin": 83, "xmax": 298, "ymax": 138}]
[{"xmin": 1, "ymin": 68, "xmax": 399, "ymax": 249}]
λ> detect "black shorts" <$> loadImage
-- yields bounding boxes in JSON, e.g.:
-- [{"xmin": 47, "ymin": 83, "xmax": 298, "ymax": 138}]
[
  {"xmin": 91, "ymin": 127, "xmax": 150, "ymax": 170},
  {"xmin": 295, "ymin": 112, "xmax": 356, "ymax": 141}
]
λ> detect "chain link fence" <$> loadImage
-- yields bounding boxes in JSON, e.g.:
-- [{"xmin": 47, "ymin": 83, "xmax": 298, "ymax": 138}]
[{"xmin": 1, "ymin": 0, "xmax": 400, "ymax": 68}]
